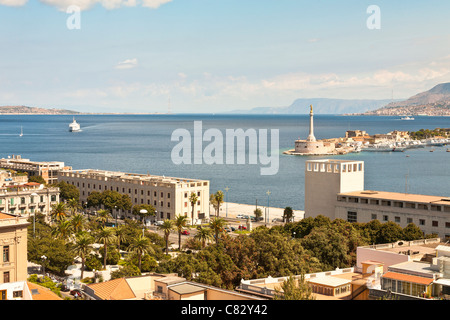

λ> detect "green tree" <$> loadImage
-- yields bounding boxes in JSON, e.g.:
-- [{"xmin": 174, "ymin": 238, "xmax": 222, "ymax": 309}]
[
  {"xmin": 158, "ymin": 219, "xmax": 175, "ymax": 255},
  {"xmin": 71, "ymin": 232, "xmax": 94, "ymax": 279},
  {"xmin": 194, "ymin": 226, "xmax": 213, "ymax": 248},
  {"xmin": 283, "ymin": 207, "xmax": 294, "ymax": 223},
  {"xmin": 189, "ymin": 192, "xmax": 198, "ymax": 225},
  {"xmin": 70, "ymin": 213, "xmax": 87, "ymax": 234},
  {"xmin": 210, "ymin": 191, "xmax": 224, "ymax": 217},
  {"xmin": 51, "ymin": 219, "xmax": 73, "ymax": 242},
  {"xmin": 127, "ymin": 234, "xmax": 154, "ymax": 271},
  {"xmin": 87, "ymin": 191, "xmax": 103, "ymax": 209},
  {"xmin": 67, "ymin": 198, "xmax": 80, "ymax": 216},
  {"xmin": 174, "ymin": 214, "xmax": 189, "ymax": 250},
  {"xmin": 28, "ymin": 175, "xmax": 46, "ymax": 185},
  {"xmin": 273, "ymin": 275, "xmax": 315, "ymax": 300},
  {"xmin": 96, "ymin": 209, "xmax": 111, "ymax": 226},
  {"xmin": 402, "ymin": 223, "xmax": 424, "ymax": 241},
  {"xmin": 95, "ymin": 227, "xmax": 117, "ymax": 269},
  {"xmin": 50, "ymin": 202, "xmax": 68, "ymax": 222},
  {"xmin": 377, "ymin": 221, "xmax": 404, "ymax": 244},
  {"xmin": 254, "ymin": 208, "xmax": 263, "ymax": 220},
  {"xmin": 209, "ymin": 217, "xmax": 227, "ymax": 245},
  {"xmin": 55, "ymin": 181, "xmax": 80, "ymax": 202}
]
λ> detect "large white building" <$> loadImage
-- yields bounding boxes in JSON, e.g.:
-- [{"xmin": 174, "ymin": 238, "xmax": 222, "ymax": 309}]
[
  {"xmin": 0, "ymin": 155, "xmax": 71, "ymax": 185},
  {"xmin": 305, "ymin": 159, "xmax": 450, "ymax": 239},
  {"xmin": 58, "ymin": 169, "xmax": 210, "ymax": 223}
]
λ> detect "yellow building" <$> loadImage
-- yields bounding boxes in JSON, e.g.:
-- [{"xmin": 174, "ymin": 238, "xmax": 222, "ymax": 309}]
[{"xmin": 0, "ymin": 212, "xmax": 29, "ymax": 284}]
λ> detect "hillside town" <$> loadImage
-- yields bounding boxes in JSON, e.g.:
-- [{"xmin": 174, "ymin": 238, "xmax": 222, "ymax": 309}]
[{"xmin": 1, "ymin": 154, "xmax": 450, "ymax": 302}]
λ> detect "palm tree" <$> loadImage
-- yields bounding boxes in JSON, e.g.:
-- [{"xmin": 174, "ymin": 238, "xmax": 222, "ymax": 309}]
[
  {"xmin": 50, "ymin": 202, "xmax": 68, "ymax": 222},
  {"xmin": 127, "ymin": 234, "xmax": 154, "ymax": 271},
  {"xmin": 70, "ymin": 213, "xmax": 86, "ymax": 234},
  {"xmin": 96, "ymin": 209, "xmax": 111, "ymax": 226},
  {"xmin": 72, "ymin": 232, "xmax": 94, "ymax": 279},
  {"xmin": 158, "ymin": 219, "xmax": 174, "ymax": 255},
  {"xmin": 115, "ymin": 225, "xmax": 128, "ymax": 251},
  {"xmin": 174, "ymin": 214, "xmax": 188, "ymax": 250},
  {"xmin": 209, "ymin": 217, "xmax": 227, "ymax": 245},
  {"xmin": 189, "ymin": 192, "xmax": 198, "ymax": 226},
  {"xmin": 95, "ymin": 227, "xmax": 116, "ymax": 270},
  {"xmin": 210, "ymin": 191, "xmax": 224, "ymax": 217},
  {"xmin": 283, "ymin": 207, "xmax": 294, "ymax": 223},
  {"xmin": 194, "ymin": 226, "xmax": 213, "ymax": 248},
  {"xmin": 51, "ymin": 219, "xmax": 73, "ymax": 242},
  {"xmin": 67, "ymin": 198, "xmax": 80, "ymax": 216}
]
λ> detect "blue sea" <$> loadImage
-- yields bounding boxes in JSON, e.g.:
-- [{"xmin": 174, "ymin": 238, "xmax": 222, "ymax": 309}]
[{"xmin": 0, "ymin": 114, "xmax": 449, "ymax": 210}]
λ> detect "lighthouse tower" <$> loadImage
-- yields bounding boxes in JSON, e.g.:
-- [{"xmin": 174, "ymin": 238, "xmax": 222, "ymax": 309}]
[
  {"xmin": 306, "ymin": 105, "xmax": 316, "ymax": 142},
  {"xmin": 291, "ymin": 105, "xmax": 336, "ymax": 155}
]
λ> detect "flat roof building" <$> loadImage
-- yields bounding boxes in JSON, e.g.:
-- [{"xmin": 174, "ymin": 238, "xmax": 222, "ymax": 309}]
[
  {"xmin": 305, "ymin": 159, "xmax": 450, "ymax": 239},
  {"xmin": 0, "ymin": 155, "xmax": 71, "ymax": 185},
  {"xmin": 58, "ymin": 169, "xmax": 210, "ymax": 223}
]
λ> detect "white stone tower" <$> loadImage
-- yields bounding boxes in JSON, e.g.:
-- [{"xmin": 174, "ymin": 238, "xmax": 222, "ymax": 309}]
[
  {"xmin": 306, "ymin": 105, "xmax": 316, "ymax": 142},
  {"xmin": 304, "ymin": 159, "xmax": 364, "ymax": 219}
]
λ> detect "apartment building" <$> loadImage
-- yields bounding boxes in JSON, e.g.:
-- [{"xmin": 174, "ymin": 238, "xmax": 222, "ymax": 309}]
[
  {"xmin": 58, "ymin": 169, "xmax": 210, "ymax": 223},
  {"xmin": 0, "ymin": 212, "xmax": 29, "ymax": 284},
  {"xmin": 305, "ymin": 159, "xmax": 450, "ymax": 239},
  {"xmin": 0, "ymin": 155, "xmax": 71, "ymax": 185},
  {"xmin": 0, "ymin": 182, "xmax": 60, "ymax": 217}
]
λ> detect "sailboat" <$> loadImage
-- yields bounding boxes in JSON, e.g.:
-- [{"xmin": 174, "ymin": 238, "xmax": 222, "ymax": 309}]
[{"xmin": 19, "ymin": 126, "xmax": 23, "ymax": 137}]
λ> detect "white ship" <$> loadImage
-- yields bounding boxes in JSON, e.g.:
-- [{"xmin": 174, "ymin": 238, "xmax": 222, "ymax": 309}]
[
  {"xmin": 400, "ymin": 116, "xmax": 414, "ymax": 120},
  {"xmin": 69, "ymin": 117, "xmax": 81, "ymax": 132}
]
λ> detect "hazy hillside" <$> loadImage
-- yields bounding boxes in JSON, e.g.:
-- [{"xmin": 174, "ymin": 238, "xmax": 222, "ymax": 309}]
[
  {"xmin": 366, "ymin": 83, "xmax": 450, "ymax": 116},
  {"xmin": 0, "ymin": 106, "xmax": 79, "ymax": 114},
  {"xmin": 232, "ymin": 98, "xmax": 394, "ymax": 114}
]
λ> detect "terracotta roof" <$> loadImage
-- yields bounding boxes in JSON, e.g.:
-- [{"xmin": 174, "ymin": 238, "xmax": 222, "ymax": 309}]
[
  {"xmin": 339, "ymin": 190, "xmax": 450, "ymax": 205},
  {"xmin": 87, "ymin": 278, "xmax": 136, "ymax": 300},
  {"xmin": 27, "ymin": 282, "xmax": 63, "ymax": 300},
  {"xmin": 0, "ymin": 212, "xmax": 14, "ymax": 220},
  {"xmin": 382, "ymin": 272, "xmax": 434, "ymax": 286}
]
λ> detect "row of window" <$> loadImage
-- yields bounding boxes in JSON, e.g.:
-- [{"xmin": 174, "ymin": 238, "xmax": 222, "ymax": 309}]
[
  {"xmin": 347, "ymin": 211, "xmax": 450, "ymax": 228},
  {"xmin": 339, "ymin": 196, "xmax": 450, "ymax": 213},
  {"xmin": 0, "ymin": 195, "xmax": 56, "ymax": 205}
]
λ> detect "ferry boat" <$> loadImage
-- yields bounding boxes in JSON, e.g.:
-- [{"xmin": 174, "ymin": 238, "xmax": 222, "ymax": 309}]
[
  {"xmin": 400, "ymin": 116, "xmax": 415, "ymax": 120},
  {"xmin": 69, "ymin": 117, "xmax": 81, "ymax": 132}
]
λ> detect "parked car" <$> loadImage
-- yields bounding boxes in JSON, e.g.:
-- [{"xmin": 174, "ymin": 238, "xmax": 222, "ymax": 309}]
[
  {"xmin": 224, "ymin": 227, "xmax": 231, "ymax": 232},
  {"xmin": 70, "ymin": 289, "xmax": 82, "ymax": 298},
  {"xmin": 154, "ymin": 221, "xmax": 164, "ymax": 226},
  {"xmin": 181, "ymin": 230, "xmax": 190, "ymax": 235},
  {"xmin": 238, "ymin": 225, "xmax": 247, "ymax": 230},
  {"xmin": 272, "ymin": 218, "xmax": 282, "ymax": 222},
  {"xmin": 230, "ymin": 226, "xmax": 236, "ymax": 231},
  {"xmin": 236, "ymin": 214, "xmax": 245, "ymax": 219},
  {"xmin": 252, "ymin": 216, "xmax": 264, "ymax": 222}
]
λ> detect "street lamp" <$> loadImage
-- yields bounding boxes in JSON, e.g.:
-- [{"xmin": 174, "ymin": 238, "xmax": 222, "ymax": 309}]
[
  {"xmin": 266, "ymin": 190, "xmax": 271, "ymax": 224},
  {"xmin": 224, "ymin": 186, "xmax": 230, "ymax": 218},
  {"xmin": 114, "ymin": 205, "xmax": 118, "ymax": 227},
  {"xmin": 140, "ymin": 209, "xmax": 148, "ymax": 236},
  {"xmin": 41, "ymin": 255, "xmax": 47, "ymax": 275},
  {"xmin": 31, "ymin": 193, "xmax": 38, "ymax": 238}
]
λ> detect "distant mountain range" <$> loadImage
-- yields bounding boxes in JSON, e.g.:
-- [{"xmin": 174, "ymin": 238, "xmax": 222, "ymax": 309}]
[
  {"xmin": 231, "ymin": 82, "xmax": 450, "ymax": 116},
  {"xmin": 231, "ymin": 98, "xmax": 395, "ymax": 115},
  {"xmin": 0, "ymin": 106, "xmax": 79, "ymax": 114},
  {"xmin": 364, "ymin": 82, "xmax": 450, "ymax": 116}
]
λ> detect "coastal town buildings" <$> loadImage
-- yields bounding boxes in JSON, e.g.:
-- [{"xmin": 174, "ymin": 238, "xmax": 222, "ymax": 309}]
[
  {"xmin": 0, "ymin": 182, "xmax": 60, "ymax": 217},
  {"xmin": 304, "ymin": 159, "xmax": 450, "ymax": 239},
  {"xmin": 58, "ymin": 169, "xmax": 210, "ymax": 223},
  {"xmin": 82, "ymin": 273, "xmax": 263, "ymax": 300},
  {"xmin": 0, "ymin": 212, "xmax": 29, "ymax": 285},
  {"xmin": 238, "ymin": 238, "xmax": 450, "ymax": 300},
  {"xmin": 0, "ymin": 155, "xmax": 71, "ymax": 185}
]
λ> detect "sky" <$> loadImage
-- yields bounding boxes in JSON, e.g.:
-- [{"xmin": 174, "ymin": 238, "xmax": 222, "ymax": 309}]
[{"xmin": 0, "ymin": 0, "xmax": 449, "ymax": 113}]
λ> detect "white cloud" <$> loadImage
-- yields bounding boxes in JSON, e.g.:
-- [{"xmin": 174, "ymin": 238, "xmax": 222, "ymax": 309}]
[
  {"xmin": 141, "ymin": 0, "xmax": 171, "ymax": 9},
  {"xmin": 0, "ymin": 0, "xmax": 28, "ymax": 6},
  {"xmin": 115, "ymin": 58, "xmax": 138, "ymax": 70}
]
